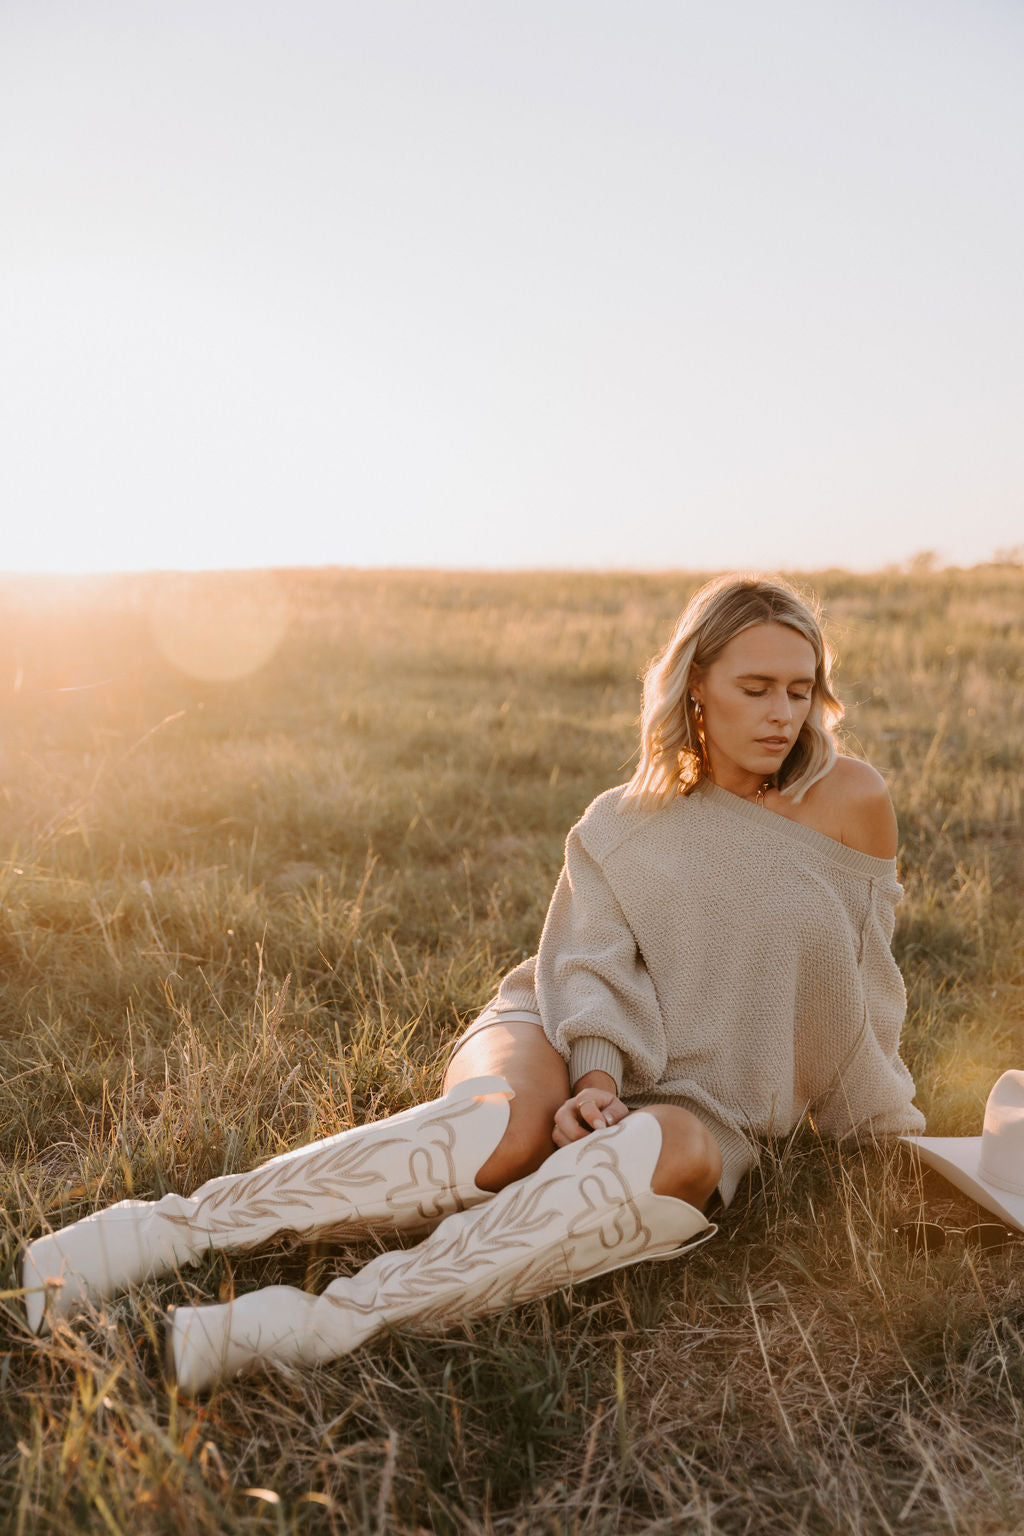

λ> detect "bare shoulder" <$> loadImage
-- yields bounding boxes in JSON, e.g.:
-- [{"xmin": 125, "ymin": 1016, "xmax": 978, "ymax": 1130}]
[
  {"xmin": 827, "ymin": 756, "xmax": 898, "ymax": 858},
  {"xmin": 769, "ymin": 757, "xmax": 898, "ymax": 856}
]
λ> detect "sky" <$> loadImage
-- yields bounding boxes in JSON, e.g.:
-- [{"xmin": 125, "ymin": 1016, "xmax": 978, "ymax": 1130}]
[{"xmin": 3, "ymin": 0, "xmax": 1022, "ymax": 575}]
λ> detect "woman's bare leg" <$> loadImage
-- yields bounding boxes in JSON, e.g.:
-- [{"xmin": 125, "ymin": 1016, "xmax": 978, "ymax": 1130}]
[
  {"xmin": 444, "ymin": 1023, "xmax": 722, "ymax": 1210},
  {"xmin": 444, "ymin": 1020, "xmax": 569, "ymax": 1191}
]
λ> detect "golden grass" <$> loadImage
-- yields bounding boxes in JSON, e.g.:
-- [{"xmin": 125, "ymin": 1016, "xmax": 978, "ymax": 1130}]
[{"xmin": 1, "ymin": 564, "xmax": 1022, "ymax": 1534}]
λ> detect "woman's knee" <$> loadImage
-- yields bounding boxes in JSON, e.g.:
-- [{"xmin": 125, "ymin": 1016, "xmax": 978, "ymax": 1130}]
[{"xmin": 641, "ymin": 1105, "xmax": 723, "ymax": 1210}]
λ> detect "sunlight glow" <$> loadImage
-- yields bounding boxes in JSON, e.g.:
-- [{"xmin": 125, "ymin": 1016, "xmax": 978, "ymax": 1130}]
[{"xmin": 150, "ymin": 574, "xmax": 289, "ymax": 681}]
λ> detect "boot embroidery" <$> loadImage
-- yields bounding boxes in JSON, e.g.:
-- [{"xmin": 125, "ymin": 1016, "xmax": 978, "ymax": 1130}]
[
  {"xmin": 159, "ymin": 1094, "xmax": 492, "ymax": 1239},
  {"xmin": 320, "ymin": 1122, "xmax": 663, "ymax": 1329},
  {"xmin": 167, "ymin": 1115, "xmax": 714, "ymax": 1392}
]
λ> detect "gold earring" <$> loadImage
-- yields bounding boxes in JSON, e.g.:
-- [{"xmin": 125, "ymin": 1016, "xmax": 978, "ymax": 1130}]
[{"xmin": 688, "ymin": 697, "xmax": 710, "ymax": 774}]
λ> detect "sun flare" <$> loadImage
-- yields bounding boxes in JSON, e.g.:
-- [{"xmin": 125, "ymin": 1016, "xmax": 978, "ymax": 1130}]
[{"xmin": 149, "ymin": 574, "xmax": 290, "ymax": 682}]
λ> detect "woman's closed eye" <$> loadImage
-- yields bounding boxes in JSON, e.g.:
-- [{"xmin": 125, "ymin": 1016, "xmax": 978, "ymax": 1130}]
[{"xmin": 742, "ymin": 688, "xmax": 810, "ymax": 701}]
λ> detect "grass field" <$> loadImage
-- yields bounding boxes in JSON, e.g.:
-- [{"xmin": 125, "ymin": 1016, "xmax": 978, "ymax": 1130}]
[{"xmin": 1, "ymin": 564, "xmax": 1022, "ymax": 1535}]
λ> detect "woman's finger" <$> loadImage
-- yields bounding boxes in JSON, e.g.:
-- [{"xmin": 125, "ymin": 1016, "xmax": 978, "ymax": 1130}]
[
  {"xmin": 552, "ymin": 1092, "xmax": 630, "ymax": 1147},
  {"xmin": 553, "ymin": 1116, "xmax": 588, "ymax": 1145},
  {"xmin": 552, "ymin": 1102, "xmax": 590, "ymax": 1144},
  {"xmin": 577, "ymin": 1099, "xmax": 608, "ymax": 1130}
]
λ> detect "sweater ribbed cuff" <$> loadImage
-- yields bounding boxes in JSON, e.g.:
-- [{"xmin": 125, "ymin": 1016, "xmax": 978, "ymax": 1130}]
[{"xmin": 569, "ymin": 1037, "xmax": 624, "ymax": 1093}]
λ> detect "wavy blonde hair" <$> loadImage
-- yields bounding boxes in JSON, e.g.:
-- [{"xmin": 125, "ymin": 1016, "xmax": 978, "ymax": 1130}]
[{"xmin": 623, "ymin": 574, "xmax": 843, "ymax": 806}]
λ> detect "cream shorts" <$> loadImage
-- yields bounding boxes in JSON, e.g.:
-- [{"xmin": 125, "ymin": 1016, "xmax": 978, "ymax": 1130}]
[{"xmin": 444, "ymin": 1004, "xmax": 546, "ymax": 1073}]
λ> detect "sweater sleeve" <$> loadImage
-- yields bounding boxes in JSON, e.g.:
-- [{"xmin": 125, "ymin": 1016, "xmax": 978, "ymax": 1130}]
[
  {"xmin": 812, "ymin": 876, "xmax": 925, "ymax": 1141},
  {"xmin": 534, "ymin": 827, "xmax": 668, "ymax": 1094}
]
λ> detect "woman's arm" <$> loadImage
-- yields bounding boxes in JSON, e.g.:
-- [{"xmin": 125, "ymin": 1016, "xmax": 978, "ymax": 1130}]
[
  {"xmin": 534, "ymin": 827, "xmax": 669, "ymax": 1095},
  {"xmin": 811, "ymin": 859, "xmax": 925, "ymax": 1141},
  {"xmin": 789, "ymin": 758, "xmax": 924, "ymax": 1138}
]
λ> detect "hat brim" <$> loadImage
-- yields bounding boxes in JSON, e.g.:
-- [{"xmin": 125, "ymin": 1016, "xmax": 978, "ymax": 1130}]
[{"xmin": 898, "ymin": 1134, "xmax": 1024, "ymax": 1234}]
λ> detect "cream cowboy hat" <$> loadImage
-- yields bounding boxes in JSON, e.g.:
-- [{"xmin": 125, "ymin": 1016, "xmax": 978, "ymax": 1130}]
[{"xmin": 900, "ymin": 1070, "xmax": 1024, "ymax": 1233}]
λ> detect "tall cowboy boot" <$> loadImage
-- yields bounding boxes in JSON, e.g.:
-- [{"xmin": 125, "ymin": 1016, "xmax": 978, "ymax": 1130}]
[
  {"xmin": 20, "ymin": 1075, "xmax": 513, "ymax": 1335},
  {"xmin": 167, "ymin": 1110, "xmax": 716, "ymax": 1395}
]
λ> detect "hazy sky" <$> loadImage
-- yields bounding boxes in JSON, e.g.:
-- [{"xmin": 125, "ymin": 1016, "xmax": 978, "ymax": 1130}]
[{"xmin": 3, "ymin": 1, "xmax": 1022, "ymax": 574}]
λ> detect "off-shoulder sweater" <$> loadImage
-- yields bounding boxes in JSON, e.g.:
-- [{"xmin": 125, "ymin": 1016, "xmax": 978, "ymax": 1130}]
[{"xmin": 491, "ymin": 779, "xmax": 925, "ymax": 1207}]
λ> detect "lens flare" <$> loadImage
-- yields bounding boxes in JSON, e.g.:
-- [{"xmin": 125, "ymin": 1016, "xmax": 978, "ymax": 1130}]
[{"xmin": 150, "ymin": 573, "xmax": 289, "ymax": 682}]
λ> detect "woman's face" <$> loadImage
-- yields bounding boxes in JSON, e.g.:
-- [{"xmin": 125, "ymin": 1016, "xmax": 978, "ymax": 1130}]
[{"xmin": 690, "ymin": 622, "xmax": 817, "ymax": 791}]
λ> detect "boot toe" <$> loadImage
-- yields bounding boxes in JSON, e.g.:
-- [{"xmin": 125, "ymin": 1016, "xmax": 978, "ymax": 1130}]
[
  {"xmin": 17, "ymin": 1234, "xmax": 96, "ymax": 1332},
  {"xmin": 17, "ymin": 1243, "xmax": 49, "ymax": 1336},
  {"xmin": 166, "ymin": 1303, "xmax": 231, "ymax": 1397},
  {"xmin": 165, "ymin": 1305, "xmax": 202, "ymax": 1396}
]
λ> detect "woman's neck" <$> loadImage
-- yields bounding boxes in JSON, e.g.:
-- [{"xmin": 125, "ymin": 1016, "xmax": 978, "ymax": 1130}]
[{"xmin": 708, "ymin": 763, "xmax": 771, "ymax": 805}]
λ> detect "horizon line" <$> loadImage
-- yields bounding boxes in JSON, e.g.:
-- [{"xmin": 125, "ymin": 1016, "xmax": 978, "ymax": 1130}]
[{"xmin": 2, "ymin": 553, "xmax": 1022, "ymax": 582}]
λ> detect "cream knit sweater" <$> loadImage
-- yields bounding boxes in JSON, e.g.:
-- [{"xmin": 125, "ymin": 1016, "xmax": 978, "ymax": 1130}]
[{"xmin": 491, "ymin": 779, "xmax": 925, "ymax": 1206}]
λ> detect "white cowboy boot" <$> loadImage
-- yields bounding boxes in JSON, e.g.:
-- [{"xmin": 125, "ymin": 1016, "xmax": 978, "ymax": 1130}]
[
  {"xmin": 20, "ymin": 1075, "xmax": 513, "ymax": 1335},
  {"xmin": 168, "ymin": 1111, "xmax": 716, "ymax": 1395}
]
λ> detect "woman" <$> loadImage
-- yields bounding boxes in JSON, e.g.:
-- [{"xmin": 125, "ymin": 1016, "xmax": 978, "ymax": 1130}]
[{"xmin": 20, "ymin": 574, "xmax": 924, "ymax": 1393}]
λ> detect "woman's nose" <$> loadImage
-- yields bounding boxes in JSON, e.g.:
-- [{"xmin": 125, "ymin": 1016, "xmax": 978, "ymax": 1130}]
[{"xmin": 768, "ymin": 692, "xmax": 793, "ymax": 723}]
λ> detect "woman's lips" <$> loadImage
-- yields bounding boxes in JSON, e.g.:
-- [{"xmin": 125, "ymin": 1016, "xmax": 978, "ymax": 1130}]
[{"xmin": 757, "ymin": 738, "xmax": 789, "ymax": 750}]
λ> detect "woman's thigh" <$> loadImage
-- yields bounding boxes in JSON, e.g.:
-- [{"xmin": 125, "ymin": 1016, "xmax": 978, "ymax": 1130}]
[{"xmin": 444, "ymin": 1018, "xmax": 570, "ymax": 1191}]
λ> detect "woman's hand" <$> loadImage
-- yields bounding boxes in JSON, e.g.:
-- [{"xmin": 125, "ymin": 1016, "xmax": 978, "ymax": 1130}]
[{"xmin": 552, "ymin": 1071, "xmax": 630, "ymax": 1146}]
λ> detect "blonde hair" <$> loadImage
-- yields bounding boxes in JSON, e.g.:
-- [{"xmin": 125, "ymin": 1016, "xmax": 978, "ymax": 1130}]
[{"xmin": 624, "ymin": 574, "xmax": 843, "ymax": 806}]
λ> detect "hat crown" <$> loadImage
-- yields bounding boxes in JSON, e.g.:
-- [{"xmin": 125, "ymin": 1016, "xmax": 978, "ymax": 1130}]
[{"xmin": 977, "ymin": 1070, "xmax": 1024, "ymax": 1195}]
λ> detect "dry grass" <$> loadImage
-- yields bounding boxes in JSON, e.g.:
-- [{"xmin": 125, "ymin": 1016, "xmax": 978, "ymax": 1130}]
[{"xmin": 1, "ymin": 564, "xmax": 1022, "ymax": 1535}]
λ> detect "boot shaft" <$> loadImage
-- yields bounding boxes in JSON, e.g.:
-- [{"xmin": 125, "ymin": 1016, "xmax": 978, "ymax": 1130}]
[
  {"xmin": 20, "ymin": 1075, "xmax": 513, "ymax": 1333},
  {"xmin": 169, "ymin": 1111, "xmax": 716, "ymax": 1394}
]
